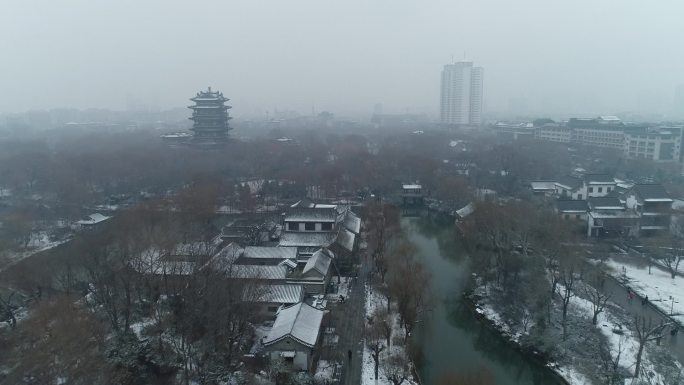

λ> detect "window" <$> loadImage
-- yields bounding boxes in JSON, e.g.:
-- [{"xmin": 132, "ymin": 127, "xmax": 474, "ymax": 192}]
[
  {"xmin": 588, "ymin": 187, "xmax": 593, "ymax": 193},
  {"xmin": 577, "ymin": 194, "xmax": 583, "ymax": 200},
  {"xmin": 288, "ymin": 222, "xmax": 299, "ymax": 231},
  {"xmin": 576, "ymin": 214, "xmax": 581, "ymax": 219},
  {"xmin": 598, "ymin": 187, "xmax": 603, "ymax": 193},
  {"xmin": 321, "ymin": 222, "xmax": 333, "ymax": 231},
  {"xmin": 607, "ymin": 187, "xmax": 611, "ymax": 192},
  {"xmin": 305, "ymin": 222, "xmax": 315, "ymax": 231}
]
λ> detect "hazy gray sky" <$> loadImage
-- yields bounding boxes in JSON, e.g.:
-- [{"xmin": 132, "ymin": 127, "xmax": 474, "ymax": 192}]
[{"xmin": 1, "ymin": 0, "xmax": 683, "ymax": 117}]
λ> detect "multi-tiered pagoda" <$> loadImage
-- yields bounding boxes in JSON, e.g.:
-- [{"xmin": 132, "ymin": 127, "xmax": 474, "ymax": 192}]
[{"xmin": 188, "ymin": 87, "xmax": 232, "ymax": 143}]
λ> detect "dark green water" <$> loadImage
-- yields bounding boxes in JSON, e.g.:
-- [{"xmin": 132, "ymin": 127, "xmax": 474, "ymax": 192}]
[{"xmin": 404, "ymin": 214, "xmax": 565, "ymax": 385}]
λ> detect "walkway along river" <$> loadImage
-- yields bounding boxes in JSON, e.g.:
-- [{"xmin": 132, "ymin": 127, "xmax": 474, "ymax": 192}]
[{"xmin": 403, "ymin": 214, "xmax": 566, "ymax": 385}]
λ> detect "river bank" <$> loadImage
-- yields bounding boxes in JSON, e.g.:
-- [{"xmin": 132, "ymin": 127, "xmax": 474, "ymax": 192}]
[
  {"xmin": 404, "ymin": 212, "xmax": 683, "ymax": 385},
  {"xmin": 402, "ymin": 214, "xmax": 567, "ymax": 385}
]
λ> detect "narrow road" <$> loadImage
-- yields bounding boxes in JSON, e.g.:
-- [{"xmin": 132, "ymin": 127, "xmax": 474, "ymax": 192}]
[
  {"xmin": 337, "ymin": 254, "xmax": 371, "ymax": 385},
  {"xmin": 583, "ymin": 257, "xmax": 684, "ymax": 363}
]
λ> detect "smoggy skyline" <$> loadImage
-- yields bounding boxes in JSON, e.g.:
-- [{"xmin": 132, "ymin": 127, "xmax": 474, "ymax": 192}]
[{"xmin": 1, "ymin": 0, "xmax": 684, "ymax": 118}]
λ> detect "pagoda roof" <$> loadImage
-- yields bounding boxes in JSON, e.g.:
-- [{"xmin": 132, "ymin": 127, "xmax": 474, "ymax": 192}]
[{"xmin": 188, "ymin": 105, "xmax": 231, "ymax": 109}]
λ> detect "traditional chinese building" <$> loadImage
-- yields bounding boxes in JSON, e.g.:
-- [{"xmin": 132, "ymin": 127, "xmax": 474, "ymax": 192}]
[{"xmin": 188, "ymin": 87, "xmax": 232, "ymax": 143}]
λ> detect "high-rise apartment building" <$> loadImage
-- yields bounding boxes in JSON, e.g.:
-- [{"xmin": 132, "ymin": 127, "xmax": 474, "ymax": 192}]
[{"xmin": 440, "ymin": 61, "xmax": 484, "ymax": 126}]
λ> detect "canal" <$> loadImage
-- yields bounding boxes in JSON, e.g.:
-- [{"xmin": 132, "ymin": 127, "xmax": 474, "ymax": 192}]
[{"xmin": 403, "ymin": 213, "xmax": 566, "ymax": 385}]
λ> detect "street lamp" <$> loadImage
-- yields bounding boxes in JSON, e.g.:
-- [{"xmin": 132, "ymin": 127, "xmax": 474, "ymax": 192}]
[{"xmin": 670, "ymin": 296, "xmax": 675, "ymax": 315}]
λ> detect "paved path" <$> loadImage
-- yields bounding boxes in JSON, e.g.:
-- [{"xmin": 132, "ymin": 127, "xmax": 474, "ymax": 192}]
[{"xmin": 336, "ymin": 255, "xmax": 371, "ymax": 385}]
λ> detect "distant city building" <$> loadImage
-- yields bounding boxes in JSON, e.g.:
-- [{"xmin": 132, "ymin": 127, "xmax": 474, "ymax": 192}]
[
  {"xmin": 491, "ymin": 121, "xmax": 535, "ymax": 140},
  {"xmin": 188, "ymin": 87, "xmax": 232, "ymax": 144},
  {"xmin": 523, "ymin": 116, "xmax": 684, "ymax": 163},
  {"xmin": 624, "ymin": 126, "xmax": 682, "ymax": 162},
  {"xmin": 534, "ymin": 123, "xmax": 572, "ymax": 143},
  {"xmin": 440, "ymin": 61, "xmax": 484, "ymax": 126},
  {"xmin": 568, "ymin": 116, "xmax": 625, "ymax": 149}
]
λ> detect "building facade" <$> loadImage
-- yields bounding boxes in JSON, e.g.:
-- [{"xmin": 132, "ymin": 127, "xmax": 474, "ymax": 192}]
[
  {"xmin": 440, "ymin": 61, "xmax": 484, "ymax": 126},
  {"xmin": 532, "ymin": 117, "xmax": 684, "ymax": 163},
  {"xmin": 624, "ymin": 126, "xmax": 682, "ymax": 162}
]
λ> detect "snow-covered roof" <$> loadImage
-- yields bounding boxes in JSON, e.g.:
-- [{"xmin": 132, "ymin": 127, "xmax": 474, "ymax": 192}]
[
  {"xmin": 285, "ymin": 207, "xmax": 338, "ymax": 222},
  {"xmin": 530, "ymin": 181, "xmax": 556, "ymax": 191},
  {"xmin": 302, "ymin": 249, "xmax": 333, "ymax": 277},
  {"xmin": 342, "ymin": 211, "xmax": 361, "ymax": 234},
  {"xmin": 242, "ymin": 246, "xmax": 297, "ymax": 260},
  {"xmin": 584, "ymin": 174, "xmax": 615, "ymax": 184},
  {"xmin": 455, "ymin": 202, "xmax": 475, "ymax": 218},
  {"xmin": 588, "ymin": 211, "xmax": 640, "ymax": 219},
  {"xmin": 290, "ymin": 199, "xmax": 337, "ymax": 209},
  {"xmin": 228, "ymin": 265, "xmax": 288, "ymax": 280},
  {"xmin": 402, "ymin": 184, "xmax": 422, "ymax": 190},
  {"xmin": 279, "ymin": 259, "xmax": 297, "ymax": 269},
  {"xmin": 279, "ymin": 232, "xmax": 337, "ymax": 248},
  {"xmin": 249, "ymin": 284, "xmax": 304, "ymax": 304},
  {"xmin": 263, "ymin": 302, "xmax": 324, "ymax": 348},
  {"xmin": 76, "ymin": 213, "xmax": 111, "ymax": 225},
  {"xmin": 336, "ymin": 228, "xmax": 355, "ymax": 252}
]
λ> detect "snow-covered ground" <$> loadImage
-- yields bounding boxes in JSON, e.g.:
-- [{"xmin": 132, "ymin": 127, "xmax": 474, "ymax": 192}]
[
  {"xmin": 0, "ymin": 231, "xmax": 70, "ymax": 272},
  {"xmin": 130, "ymin": 318, "xmax": 156, "ymax": 339},
  {"xmin": 250, "ymin": 324, "xmax": 272, "ymax": 354},
  {"xmin": 474, "ymin": 281, "xmax": 682, "ymax": 385},
  {"xmin": 602, "ymin": 256, "xmax": 684, "ymax": 324},
  {"xmin": 361, "ymin": 286, "xmax": 418, "ymax": 385},
  {"xmin": 325, "ymin": 276, "xmax": 353, "ymax": 302},
  {"xmin": 314, "ymin": 360, "xmax": 339, "ymax": 383},
  {"xmin": 570, "ymin": 289, "xmax": 681, "ymax": 385}
]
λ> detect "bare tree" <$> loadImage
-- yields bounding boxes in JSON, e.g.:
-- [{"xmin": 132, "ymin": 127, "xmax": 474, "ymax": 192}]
[
  {"xmin": 383, "ymin": 351, "xmax": 412, "ymax": 385},
  {"xmin": 3, "ymin": 296, "xmax": 110, "ymax": 384},
  {"xmin": 388, "ymin": 245, "xmax": 430, "ymax": 341},
  {"xmin": 366, "ymin": 318, "xmax": 386, "ymax": 381},
  {"xmin": 600, "ymin": 334, "xmax": 627, "ymax": 385},
  {"xmin": 583, "ymin": 274, "xmax": 611, "ymax": 325},
  {"xmin": 0, "ymin": 291, "xmax": 18, "ymax": 329},
  {"xmin": 632, "ymin": 315, "xmax": 673, "ymax": 378},
  {"xmin": 559, "ymin": 259, "xmax": 577, "ymax": 340},
  {"xmin": 373, "ymin": 306, "xmax": 394, "ymax": 348}
]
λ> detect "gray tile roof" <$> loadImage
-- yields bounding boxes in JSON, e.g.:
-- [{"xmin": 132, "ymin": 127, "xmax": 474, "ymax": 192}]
[
  {"xmin": 588, "ymin": 197, "xmax": 623, "ymax": 210},
  {"xmin": 263, "ymin": 302, "xmax": 324, "ymax": 348},
  {"xmin": 584, "ymin": 174, "xmax": 615, "ymax": 184},
  {"xmin": 343, "ymin": 211, "xmax": 361, "ymax": 234},
  {"xmin": 250, "ymin": 284, "xmax": 304, "ymax": 304},
  {"xmin": 285, "ymin": 207, "xmax": 338, "ymax": 222},
  {"xmin": 302, "ymin": 249, "xmax": 333, "ymax": 278},
  {"xmin": 556, "ymin": 175, "xmax": 582, "ymax": 190},
  {"xmin": 279, "ymin": 232, "xmax": 337, "ymax": 248},
  {"xmin": 556, "ymin": 200, "xmax": 588, "ymax": 212},
  {"xmin": 242, "ymin": 246, "xmax": 297, "ymax": 260},
  {"xmin": 336, "ymin": 228, "xmax": 355, "ymax": 252},
  {"xmin": 633, "ymin": 184, "xmax": 672, "ymax": 201},
  {"xmin": 229, "ymin": 265, "xmax": 288, "ymax": 280}
]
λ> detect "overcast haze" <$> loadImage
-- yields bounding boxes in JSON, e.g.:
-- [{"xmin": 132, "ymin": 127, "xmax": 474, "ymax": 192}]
[{"xmin": 1, "ymin": 0, "xmax": 683, "ymax": 118}]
